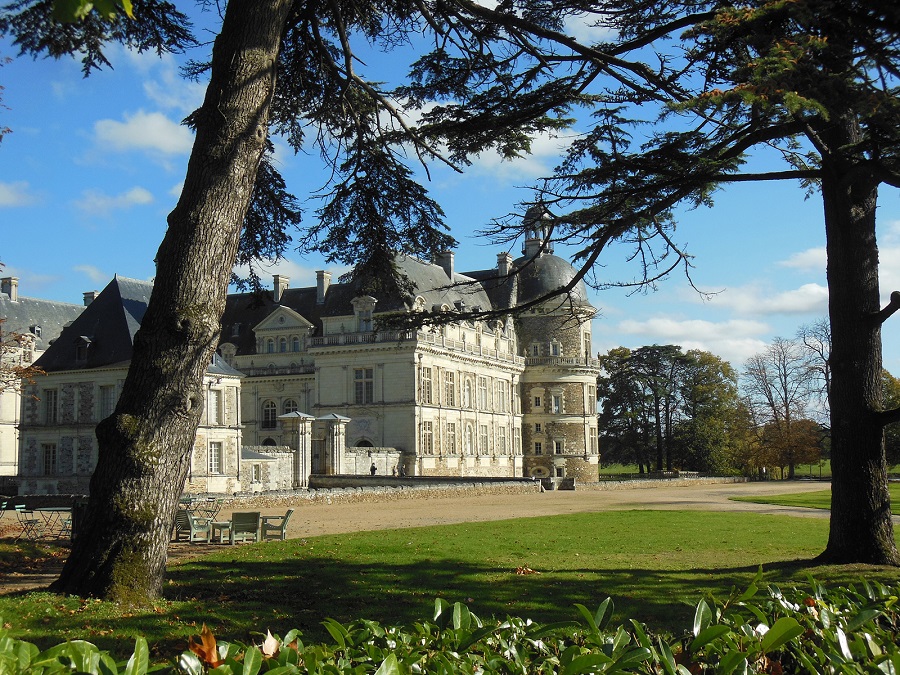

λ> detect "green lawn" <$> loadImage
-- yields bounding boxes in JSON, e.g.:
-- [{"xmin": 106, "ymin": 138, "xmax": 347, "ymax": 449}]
[
  {"xmin": 732, "ymin": 482, "xmax": 900, "ymax": 515},
  {"xmin": 1, "ymin": 509, "xmax": 898, "ymax": 662}
]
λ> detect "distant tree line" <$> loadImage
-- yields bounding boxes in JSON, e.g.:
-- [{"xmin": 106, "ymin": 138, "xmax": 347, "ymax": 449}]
[{"xmin": 597, "ymin": 324, "xmax": 900, "ymax": 478}]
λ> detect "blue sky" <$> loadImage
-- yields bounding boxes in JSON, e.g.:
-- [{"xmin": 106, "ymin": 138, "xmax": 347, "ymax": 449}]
[{"xmin": 2, "ymin": 13, "xmax": 899, "ymax": 375}]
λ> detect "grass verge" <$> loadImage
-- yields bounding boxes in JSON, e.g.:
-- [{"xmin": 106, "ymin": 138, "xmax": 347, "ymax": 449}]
[
  {"xmin": 732, "ymin": 482, "xmax": 900, "ymax": 514},
  {"xmin": 0, "ymin": 509, "xmax": 897, "ymax": 662}
]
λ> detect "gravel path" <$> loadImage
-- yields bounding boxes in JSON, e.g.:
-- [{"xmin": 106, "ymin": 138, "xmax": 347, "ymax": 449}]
[{"xmin": 0, "ymin": 480, "xmax": 843, "ymax": 594}]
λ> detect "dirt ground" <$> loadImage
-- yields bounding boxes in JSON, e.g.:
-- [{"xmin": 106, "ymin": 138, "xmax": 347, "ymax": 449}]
[{"xmin": 0, "ymin": 480, "xmax": 846, "ymax": 594}]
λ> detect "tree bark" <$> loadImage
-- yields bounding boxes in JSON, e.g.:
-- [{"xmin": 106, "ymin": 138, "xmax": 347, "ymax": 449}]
[
  {"xmin": 819, "ymin": 113, "xmax": 900, "ymax": 565},
  {"xmin": 51, "ymin": 0, "xmax": 295, "ymax": 602}
]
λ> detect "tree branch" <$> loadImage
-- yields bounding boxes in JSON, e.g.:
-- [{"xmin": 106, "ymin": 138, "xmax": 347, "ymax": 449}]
[{"xmin": 874, "ymin": 291, "xmax": 900, "ymax": 325}]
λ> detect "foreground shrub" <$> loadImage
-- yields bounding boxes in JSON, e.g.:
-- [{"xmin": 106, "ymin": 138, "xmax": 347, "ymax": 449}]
[{"xmin": 2, "ymin": 575, "xmax": 897, "ymax": 673}]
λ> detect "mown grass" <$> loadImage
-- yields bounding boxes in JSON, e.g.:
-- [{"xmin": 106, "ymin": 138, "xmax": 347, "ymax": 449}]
[
  {"xmin": 0, "ymin": 510, "xmax": 898, "ymax": 663},
  {"xmin": 732, "ymin": 482, "xmax": 900, "ymax": 514}
]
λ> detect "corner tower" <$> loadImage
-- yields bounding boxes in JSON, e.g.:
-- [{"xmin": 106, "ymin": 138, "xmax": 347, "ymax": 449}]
[{"xmin": 514, "ymin": 208, "xmax": 600, "ymax": 482}]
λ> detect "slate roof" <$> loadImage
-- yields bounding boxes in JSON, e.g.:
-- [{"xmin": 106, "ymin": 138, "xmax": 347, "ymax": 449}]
[
  {"xmin": 34, "ymin": 275, "xmax": 243, "ymax": 378},
  {"xmin": 34, "ymin": 275, "xmax": 152, "ymax": 371},
  {"xmin": 0, "ymin": 289, "xmax": 84, "ymax": 353}
]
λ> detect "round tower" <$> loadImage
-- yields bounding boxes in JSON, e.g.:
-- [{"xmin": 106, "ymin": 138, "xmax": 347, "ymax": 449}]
[{"xmin": 514, "ymin": 208, "xmax": 600, "ymax": 483}]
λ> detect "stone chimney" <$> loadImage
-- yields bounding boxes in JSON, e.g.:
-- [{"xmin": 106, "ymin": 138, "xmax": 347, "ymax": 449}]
[
  {"xmin": 82, "ymin": 291, "xmax": 99, "ymax": 306},
  {"xmin": 1, "ymin": 277, "xmax": 18, "ymax": 302},
  {"xmin": 316, "ymin": 270, "xmax": 331, "ymax": 304},
  {"xmin": 497, "ymin": 252, "xmax": 513, "ymax": 277},
  {"xmin": 273, "ymin": 274, "xmax": 290, "ymax": 303},
  {"xmin": 436, "ymin": 251, "xmax": 454, "ymax": 280}
]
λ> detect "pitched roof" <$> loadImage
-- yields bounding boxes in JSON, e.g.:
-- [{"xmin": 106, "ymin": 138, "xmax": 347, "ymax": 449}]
[
  {"xmin": 0, "ymin": 291, "xmax": 84, "ymax": 353},
  {"xmin": 34, "ymin": 275, "xmax": 152, "ymax": 371}
]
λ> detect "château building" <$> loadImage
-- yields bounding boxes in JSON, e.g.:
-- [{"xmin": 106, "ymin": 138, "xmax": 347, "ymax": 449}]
[
  {"xmin": 219, "ymin": 208, "xmax": 601, "ymax": 482},
  {"xmin": 0, "ymin": 277, "xmax": 84, "ymax": 479},
  {"xmin": 13, "ymin": 208, "xmax": 602, "ymax": 493}
]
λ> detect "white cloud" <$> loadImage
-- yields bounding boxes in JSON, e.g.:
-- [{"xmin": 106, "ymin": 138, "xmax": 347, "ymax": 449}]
[
  {"xmin": 74, "ymin": 186, "xmax": 154, "ymax": 216},
  {"xmin": 73, "ymin": 264, "xmax": 109, "ymax": 284},
  {"xmin": 563, "ymin": 13, "xmax": 616, "ymax": 45},
  {"xmin": 703, "ymin": 282, "xmax": 829, "ymax": 316},
  {"xmin": 608, "ymin": 316, "xmax": 772, "ymax": 366},
  {"xmin": 0, "ymin": 181, "xmax": 36, "ymax": 207},
  {"xmin": 466, "ymin": 130, "xmax": 572, "ymax": 181},
  {"xmin": 778, "ymin": 247, "xmax": 826, "ymax": 271},
  {"xmin": 231, "ymin": 259, "xmax": 353, "ymax": 288},
  {"xmin": 93, "ymin": 110, "xmax": 194, "ymax": 156}
]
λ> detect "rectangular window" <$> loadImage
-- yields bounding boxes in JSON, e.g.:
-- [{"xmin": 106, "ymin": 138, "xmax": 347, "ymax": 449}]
[
  {"xmin": 550, "ymin": 342, "xmax": 560, "ymax": 356},
  {"xmin": 534, "ymin": 396, "xmax": 541, "ymax": 410},
  {"xmin": 477, "ymin": 377, "xmax": 488, "ymax": 410},
  {"xmin": 552, "ymin": 395, "xmax": 562, "ymax": 414},
  {"xmin": 534, "ymin": 441, "xmax": 542, "ymax": 455},
  {"xmin": 252, "ymin": 463, "xmax": 261, "ymax": 482},
  {"xmin": 514, "ymin": 428, "xmax": 521, "ymax": 454},
  {"xmin": 479, "ymin": 424, "xmax": 489, "ymax": 454},
  {"xmin": 422, "ymin": 421, "xmax": 434, "ymax": 454},
  {"xmin": 590, "ymin": 428, "xmax": 598, "ymax": 453},
  {"xmin": 43, "ymin": 388, "xmax": 58, "ymax": 424},
  {"xmin": 498, "ymin": 427, "xmax": 507, "ymax": 454},
  {"xmin": 531, "ymin": 343, "xmax": 540, "ymax": 356},
  {"xmin": 421, "ymin": 367, "xmax": 433, "ymax": 405},
  {"xmin": 588, "ymin": 385, "xmax": 597, "ymax": 414},
  {"xmin": 209, "ymin": 442, "xmax": 223, "ymax": 474},
  {"xmin": 497, "ymin": 380, "xmax": 508, "ymax": 413},
  {"xmin": 209, "ymin": 388, "xmax": 222, "ymax": 426},
  {"xmin": 445, "ymin": 372, "xmax": 456, "ymax": 406},
  {"xmin": 554, "ymin": 440, "xmax": 564, "ymax": 454},
  {"xmin": 354, "ymin": 368, "xmax": 374, "ymax": 404},
  {"xmin": 446, "ymin": 422, "xmax": 457, "ymax": 454},
  {"xmin": 98, "ymin": 385, "xmax": 116, "ymax": 419},
  {"xmin": 42, "ymin": 443, "xmax": 57, "ymax": 475},
  {"xmin": 358, "ymin": 309, "xmax": 373, "ymax": 332},
  {"xmin": 535, "ymin": 423, "xmax": 542, "ymax": 433}
]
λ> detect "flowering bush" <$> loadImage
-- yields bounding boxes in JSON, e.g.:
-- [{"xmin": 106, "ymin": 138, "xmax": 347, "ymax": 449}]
[{"xmin": 1, "ymin": 575, "xmax": 897, "ymax": 673}]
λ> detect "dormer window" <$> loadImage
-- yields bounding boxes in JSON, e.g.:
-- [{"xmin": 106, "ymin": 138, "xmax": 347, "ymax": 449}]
[
  {"xmin": 30, "ymin": 325, "xmax": 42, "ymax": 338},
  {"xmin": 231, "ymin": 323, "xmax": 241, "ymax": 337},
  {"xmin": 75, "ymin": 336, "xmax": 91, "ymax": 365},
  {"xmin": 550, "ymin": 341, "xmax": 561, "ymax": 356},
  {"xmin": 351, "ymin": 295, "xmax": 377, "ymax": 332}
]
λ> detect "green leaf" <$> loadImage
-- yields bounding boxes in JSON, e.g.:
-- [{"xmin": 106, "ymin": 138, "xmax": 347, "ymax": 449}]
[
  {"xmin": 321, "ymin": 619, "xmax": 349, "ymax": 648},
  {"xmin": 434, "ymin": 598, "xmax": 450, "ymax": 623},
  {"xmin": 595, "ymin": 597, "xmax": 614, "ymax": 630},
  {"xmin": 693, "ymin": 599, "xmax": 712, "ymax": 637},
  {"xmin": 177, "ymin": 652, "xmax": 204, "ymax": 675},
  {"xmin": 689, "ymin": 625, "xmax": 732, "ymax": 652},
  {"xmin": 846, "ymin": 608, "xmax": 883, "ymax": 632},
  {"xmin": 760, "ymin": 617, "xmax": 804, "ymax": 653},
  {"xmin": 717, "ymin": 649, "xmax": 748, "ymax": 675},
  {"xmin": 241, "ymin": 646, "xmax": 262, "ymax": 675},
  {"xmin": 452, "ymin": 602, "xmax": 471, "ymax": 631},
  {"xmin": 374, "ymin": 652, "xmax": 400, "ymax": 675},
  {"xmin": 560, "ymin": 653, "xmax": 612, "ymax": 674},
  {"xmin": 573, "ymin": 603, "xmax": 599, "ymax": 633},
  {"xmin": 125, "ymin": 637, "xmax": 148, "ymax": 675}
]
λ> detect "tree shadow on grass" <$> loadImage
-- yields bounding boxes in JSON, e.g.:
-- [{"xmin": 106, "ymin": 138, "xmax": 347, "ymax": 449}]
[{"xmin": 5, "ymin": 551, "xmax": 896, "ymax": 663}]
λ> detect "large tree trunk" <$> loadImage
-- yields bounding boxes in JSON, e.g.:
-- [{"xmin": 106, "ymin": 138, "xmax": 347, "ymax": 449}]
[
  {"xmin": 50, "ymin": 0, "xmax": 294, "ymax": 602},
  {"xmin": 819, "ymin": 113, "xmax": 899, "ymax": 565}
]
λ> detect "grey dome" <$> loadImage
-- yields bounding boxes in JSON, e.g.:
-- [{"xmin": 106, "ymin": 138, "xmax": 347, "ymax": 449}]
[{"xmin": 511, "ymin": 253, "xmax": 592, "ymax": 308}]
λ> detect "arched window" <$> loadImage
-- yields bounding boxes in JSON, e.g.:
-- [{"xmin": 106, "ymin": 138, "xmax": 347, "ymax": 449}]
[
  {"xmin": 261, "ymin": 400, "xmax": 277, "ymax": 429},
  {"xmin": 292, "ymin": 336, "xmax": 301, "ymax": 352},
  {"xmin": 283, "ymin": 399, "xmax": 298, "ymax": 414},
  {"xmin": 266, "ymin": 338, "xmax": 275, "ymax": 353},
  {"xmin": 262, "ymin": 438, "xmax": 277, "ymax": 446},
  {"xmin": 463, "ymin": 379, "xmax": 473, "ymax": 409},
  {"xmin": 356, "ymin": 439, "xmax": 374, "ymax": 447},
  {"xmin": 279, "ymin": 337, "xmax": 288, "ymax": 352}
]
